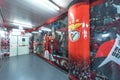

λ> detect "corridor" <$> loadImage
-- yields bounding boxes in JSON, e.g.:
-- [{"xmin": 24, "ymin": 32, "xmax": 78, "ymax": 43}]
[{"xmin": 0, "ymin": 55, "xmax": 69, "ymax": 80}]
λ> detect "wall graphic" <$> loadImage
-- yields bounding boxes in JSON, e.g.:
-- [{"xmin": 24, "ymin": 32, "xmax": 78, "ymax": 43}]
[
  {"xmin": 68, "ymin": 3, "xmax": 90, "ymax": 80},
  {"xmin": 33, "ymin": 14, "xmax": 68, "ymax": 71},
  {"xmin": 90, "ymin": 0, "xmax": 120, "ymax": 80}
]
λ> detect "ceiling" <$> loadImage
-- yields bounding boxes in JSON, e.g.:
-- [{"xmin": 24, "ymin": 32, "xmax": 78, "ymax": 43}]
[{"xmin": 0, "ymin": 0, "xmax": 73, "ymax": 29}]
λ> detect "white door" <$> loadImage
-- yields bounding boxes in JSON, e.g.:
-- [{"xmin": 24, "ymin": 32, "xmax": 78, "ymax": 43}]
[
  {"xmin": 18, "ymin": 36, "xmax": 29, "ymax": 55},
  {"xmin": 10, "ymin": 35, "xmax": 18, "ymax": 56}
]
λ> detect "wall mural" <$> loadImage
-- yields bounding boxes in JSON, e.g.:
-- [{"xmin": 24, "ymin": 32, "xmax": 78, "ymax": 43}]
[
  {"xmin": 22, "ymin": 0, "xmax": 120, "ymax": 79},
  {"xmin": 0, "ymin": 14, "xmax": 10, "ymax": 57},
  {"xmin": 90, "ymin": 0, "xmax": 120, "ymax": 80},
  {"xmin": 33, "ymin": 15, "xmax": 68, "ymax": 71}
]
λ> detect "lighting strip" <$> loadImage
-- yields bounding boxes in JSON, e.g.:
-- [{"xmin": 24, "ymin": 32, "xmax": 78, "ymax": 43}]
[
  {"xmin": 26, "ymin": 0, "xmax": 60, "ymax": 11},
  {"xmin": 49, "ymin": 0, "xmax": 60, "ymax": 10},
  {"xmin": 44, "ymin": 0, "xmax": 60, "ymax": 11}
]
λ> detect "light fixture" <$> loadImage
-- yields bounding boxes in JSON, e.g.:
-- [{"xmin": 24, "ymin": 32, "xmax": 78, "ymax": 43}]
[
  {"xmin": 32, "ymin": 31, "xmax": 39, "ymax": 34},
  {"xmin": 26, "ymin": 0, "xmax": 60, "ymax": 11},
  {"xmin": 48, "ymin": 0, "xmax": 60, "ymax": 11},
  {"xmin": 51, "ymin": 0, "xmax": 73, "ymax": 8},
  {"xmin": 19, "ymin": 26, "xmax": 23, "ymax": 30},
  {"xmin": 12, "ymin": 29, "xmax": 25, "ymax": 32},
  {"xmin": 40, "ymin": 27, "xmax": 51, "ymax": 31},
  {"xmin": 12, "ymin": 20, "xmax": 33, "ymax": 28}
]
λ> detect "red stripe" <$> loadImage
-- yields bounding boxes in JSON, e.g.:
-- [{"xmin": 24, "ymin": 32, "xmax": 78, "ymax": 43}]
[{"xmin": 95, "ymin": 40, "xmax": 115, "ymax": 58}]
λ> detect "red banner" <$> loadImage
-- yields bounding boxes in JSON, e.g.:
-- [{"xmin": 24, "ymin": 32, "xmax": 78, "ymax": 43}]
[{"xmin": 68, "ymin": 3, "xmax": 90, "ymax": 79}]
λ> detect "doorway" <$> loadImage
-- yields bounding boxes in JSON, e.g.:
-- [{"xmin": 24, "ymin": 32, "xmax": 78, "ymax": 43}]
[{"xmin": 10, "ymin": 35, "xmax": 29, "ymax": 56}]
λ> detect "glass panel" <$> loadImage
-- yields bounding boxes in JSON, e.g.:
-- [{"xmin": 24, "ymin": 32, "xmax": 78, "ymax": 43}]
[{"xmin": 33, "ymin": 15, "xmax": 68, "ymax": 71}]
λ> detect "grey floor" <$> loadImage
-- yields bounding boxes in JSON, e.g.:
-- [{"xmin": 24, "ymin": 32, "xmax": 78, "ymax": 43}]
[{"xmin": 0, "ymin": 54, "xmax": 69, "ymax": 80}]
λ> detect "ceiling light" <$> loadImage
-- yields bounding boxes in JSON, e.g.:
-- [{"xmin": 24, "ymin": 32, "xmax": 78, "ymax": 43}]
[
  {"xmin": 32, "ymin": 31, "xmax": 39, "ymax": 34},
  {"xmin": 12, "ymin": 29, "xmax": 24, "ymax": 32},
  {"xmin": 19, "ymin": 26, "xmax": 23, "ymax": 30},
  {"xmin": 26, "ymin": 0, "xmax": 60, "ymax": 11},
  {"xmin": 12, "ymin": 20, "xmax": 33, "ymax": 28},
  {"xmin": 47, "ymin": 0, "xmax": 60, "ymax": 11},
  {"xmin": 40, "ymin": 27, "xmax": 51, "ymax": 31},
  {"xmin": 51, "ymin": 0, "xmax": 73, "ymax": 8}
]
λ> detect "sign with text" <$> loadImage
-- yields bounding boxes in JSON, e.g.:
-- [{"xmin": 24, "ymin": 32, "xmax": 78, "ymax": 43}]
[{"xmin": 99, "ymin": 34, "xmax": 120, "ymax": 67}]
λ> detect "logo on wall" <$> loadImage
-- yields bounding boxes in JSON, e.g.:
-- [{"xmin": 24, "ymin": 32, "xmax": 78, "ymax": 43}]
[
  {"xmin": 68, "ymin": 22, "xmax": 82, "ymax": 42},
  {"xmin": 69, "ymin": 30, "xmax": 80, "ymax": 42}
]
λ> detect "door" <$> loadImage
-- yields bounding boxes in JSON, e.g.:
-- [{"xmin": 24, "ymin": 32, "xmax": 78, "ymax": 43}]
[
  {"xmin": 10, "ymin": 35, "xmax": 18, "ymax": 56},
  {"xmin": 18, "ymin": 36, "xmax": 29, "ymax": 55}
]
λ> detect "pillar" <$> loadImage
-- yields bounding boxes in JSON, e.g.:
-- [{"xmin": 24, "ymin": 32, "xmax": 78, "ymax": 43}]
[{"xmin": 68, "ymin": 1, "xmax": 90, "ymax": 80}]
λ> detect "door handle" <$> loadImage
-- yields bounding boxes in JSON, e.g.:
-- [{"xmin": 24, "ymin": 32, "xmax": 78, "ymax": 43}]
[{"xmin": 19, "ymin": 44, "xmax": 28, "ymax": 46}]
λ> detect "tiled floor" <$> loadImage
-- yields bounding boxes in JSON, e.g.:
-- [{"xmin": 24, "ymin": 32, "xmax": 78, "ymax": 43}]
[{"xmin": 0, "ymin": 54, "xmax": 69, "ymax": 80}]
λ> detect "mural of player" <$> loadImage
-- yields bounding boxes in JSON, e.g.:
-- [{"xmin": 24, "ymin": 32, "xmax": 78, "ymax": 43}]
[{"xmin": 43, "ymin": 32, "xmax": 54, "ymax": 61}]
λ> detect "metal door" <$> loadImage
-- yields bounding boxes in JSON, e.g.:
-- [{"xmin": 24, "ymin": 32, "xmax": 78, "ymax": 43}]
[
  {"xmin": 18, "ymin": 36, "xmax": 29, "ymax": 55},
  {"xmin": 10, "ymin": 35, "xmax": 18, "ymax": 56}
]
